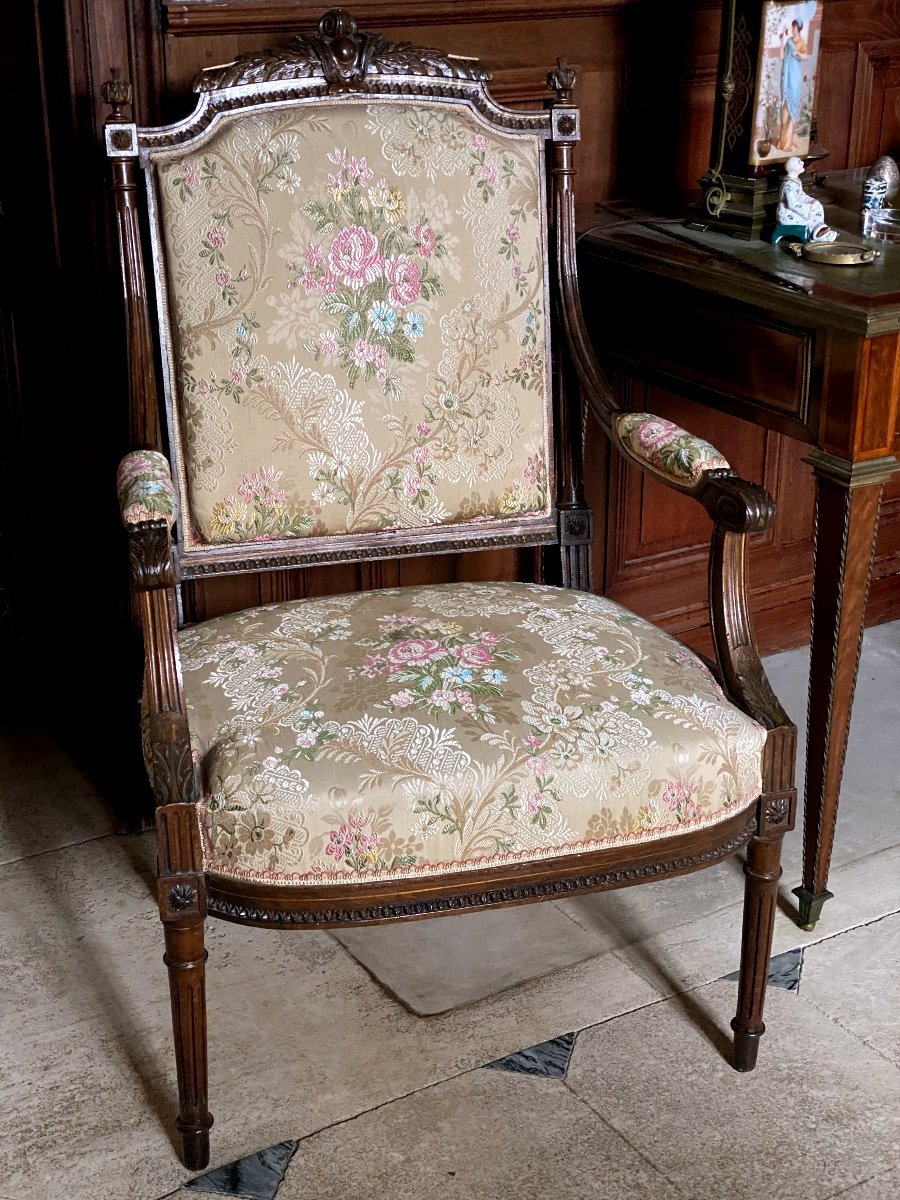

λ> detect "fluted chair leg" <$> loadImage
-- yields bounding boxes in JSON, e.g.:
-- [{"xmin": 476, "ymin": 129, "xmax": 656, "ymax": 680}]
[
  {"xmin": 164, "ymin": 918, "xmax": 213, "ymax": 1170},
  {"xmin": 731, "ymin": 824, "xmax": 786, "ymax": 1072}
]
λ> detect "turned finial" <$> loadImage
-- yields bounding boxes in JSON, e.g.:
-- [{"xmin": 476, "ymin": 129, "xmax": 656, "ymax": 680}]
[
  {"xmin": 102, "ymin": 68, "xmax": 133, "ymax": 121},
  {"xmin": 547, "ymin": 58, "xmax": 577, "ymax": 104}
]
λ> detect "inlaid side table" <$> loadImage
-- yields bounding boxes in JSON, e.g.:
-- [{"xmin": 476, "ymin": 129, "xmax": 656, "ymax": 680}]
[{"xmin": 579, "ymin": 200, "xmax": 900, "ymax": 930}]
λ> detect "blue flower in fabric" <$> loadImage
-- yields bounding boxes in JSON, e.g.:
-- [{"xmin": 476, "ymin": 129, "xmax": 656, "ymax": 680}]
[
  {"xmin": 368, "ymin": 302, "xmax": 396, "ymax": 334},
  {"xmin": 443, "ymin": 665, "xmax": 473, "ymax": 685},
  {"xmin": 403, "ymin": 312, "xmax": 425, "ymax": 339},
  {"xmin": 482, "ymin": 668, "xmax": 507, "ymax": 684}
]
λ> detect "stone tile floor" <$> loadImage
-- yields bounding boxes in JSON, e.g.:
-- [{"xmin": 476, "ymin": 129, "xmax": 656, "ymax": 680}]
[{"xmin": 1, "ymin": 624, "xmax": 898, "ymax": 1200}]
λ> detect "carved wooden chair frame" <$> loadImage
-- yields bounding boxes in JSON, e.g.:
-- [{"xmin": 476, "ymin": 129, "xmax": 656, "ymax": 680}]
[{"xmin": 105, "ymin": 9, "xmax": 796, "ymax": 1171}]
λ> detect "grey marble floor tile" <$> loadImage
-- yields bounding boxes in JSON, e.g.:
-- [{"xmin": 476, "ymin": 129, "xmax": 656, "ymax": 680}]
[
  {"xmin": 565, "ymin": 980, "xmax": 900, "ymax": 1200},
  {"xmin": 484, "ymin": 1031, "xmax": 577, "ymax": 1078},
  {"xmin": 801, "ymin": 912, "xmax": 900, "ymax": 1067},
  {"xmin": 722, "ymin": 946, "xmax": 804, "ymax": 991},
  {"xmin": 184, "ymin": 1140, "xmax": 296, "ymax": 1198},
  {"xmin": 275, "ymin": 1069, "xmax": 684, "ymax": 1200}
]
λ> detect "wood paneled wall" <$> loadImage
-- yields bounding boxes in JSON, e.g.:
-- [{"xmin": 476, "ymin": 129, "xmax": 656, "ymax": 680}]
[{"xmin": 4, "ymin": 0, "xmax": 900, "ymax": 811}]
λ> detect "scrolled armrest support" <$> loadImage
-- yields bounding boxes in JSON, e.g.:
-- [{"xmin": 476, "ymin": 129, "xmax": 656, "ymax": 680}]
[
  {"xmin": 607, "ymin": 418, "xmax": 789, "ymax": 749},
  {"xmin": 696, "ymin": 473, "xmax": 776, "ymax": 534}
]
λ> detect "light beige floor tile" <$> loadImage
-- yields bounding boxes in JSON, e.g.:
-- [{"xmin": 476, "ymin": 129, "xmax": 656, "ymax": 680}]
[
  {"xmin": 830, "ymin": 1165, "xmax": 900, "ymax": 1199},
  {"xmin": 275, "ymin": 1069, "xmax": 683, "ymax": 1200},
  {"xmin": 565, "ymin": 981, "xmax": 900, "ymax": 1200},
  {"xmin": 0, "ymin": 726, "xmax": 115, "ymax": 865},
  {"xmin": 0, "ymin": 831, "xmax": 658, "ymax": 1200},
  {"xmin": 764, "ymin": 625, "xmax": 900, "ymax": 875},
  {"xmin": 801, "ymin": 912, "xmax": 900, "ymax": 1068},
  {"xmin": 332, "ymin": 901, "xmax": 605, "ymax": 1014}
]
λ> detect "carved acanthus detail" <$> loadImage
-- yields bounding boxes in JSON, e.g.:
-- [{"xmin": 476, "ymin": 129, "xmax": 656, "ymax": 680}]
[
  {"xmin": 195, "ymin": 8, "xmax": 491, "ymax": 92},
  {"xmin": 129, "ymin": 523, "xmax": 177, "ymax": 590}
]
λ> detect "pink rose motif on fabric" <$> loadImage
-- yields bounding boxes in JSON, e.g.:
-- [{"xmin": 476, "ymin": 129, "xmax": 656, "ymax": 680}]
[
  {"xmin": 634, "ymin": 417, "xmax": 680, "ymax": 451},
  {"xmin": 456, "ymin": 643, "xmax": 493, "ymax": 668},
  {"xmin": 297, "ymin": 147, "xmax": 447, "ymax": 394},
  {"xmin": 411, "ymin": 224, "xmax": 437, "ymax": 257},
  {"xmin": 615, "ymin": 411, "xmax": 730, "ymax": 487},
  {"xmin": 387, "ymin": 638, "xmax": 445, "ymax": 667},
  {"xmin": 385, "ymin": 254, "xmax": 422, "ymax": 307},
  {"xmin": 328, "ymin": 225, "xmax": 383, "ymax": 291},
  {"xmin": 349, "ymin": 614, "xmax": 519, "ymax": 722}
]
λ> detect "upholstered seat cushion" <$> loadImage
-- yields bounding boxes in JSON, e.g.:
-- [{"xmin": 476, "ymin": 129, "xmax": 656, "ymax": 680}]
[{"xmin": 177, "ymin": 582, "xmax": 765, "ymax": 885}]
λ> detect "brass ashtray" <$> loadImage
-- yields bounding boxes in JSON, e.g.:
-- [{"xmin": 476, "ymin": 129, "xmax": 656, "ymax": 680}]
[{"xmin": 785, "ymin": 241, "xmax": 880, "ymax": 266}]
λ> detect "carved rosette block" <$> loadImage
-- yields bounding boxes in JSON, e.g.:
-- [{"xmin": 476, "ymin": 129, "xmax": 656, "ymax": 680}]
[
  {"xmin": 758, "ymin": 789, "xmax": 797, "ymax": 837},
  {"xmin": 160, "ymin": 876, "xmax": 207, "ymax": 921}
]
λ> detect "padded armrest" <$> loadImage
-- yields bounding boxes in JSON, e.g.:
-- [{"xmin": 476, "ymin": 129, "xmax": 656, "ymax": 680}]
[
  {"xmin": 614, "ymin": 412, "xmax": 730, "ymax": 493},
  {"xmin": 117, "ymin": 451, "xmax": 178, "ymax": 528}
]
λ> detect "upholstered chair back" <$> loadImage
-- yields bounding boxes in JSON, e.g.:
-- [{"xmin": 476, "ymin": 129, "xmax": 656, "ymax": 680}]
[{"xmin": 147, "ymin": 99, "xmax": 553, "ymax": 557}]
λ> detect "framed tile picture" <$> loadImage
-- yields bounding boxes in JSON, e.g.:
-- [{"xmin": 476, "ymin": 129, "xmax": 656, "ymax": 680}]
[
  {"xmin": 750, "ymin": 2, "xmax": 824, "ymax": 166},
  {"xmin": 698, "ymin": 0, "xmax": 825, "ymax": 239}
]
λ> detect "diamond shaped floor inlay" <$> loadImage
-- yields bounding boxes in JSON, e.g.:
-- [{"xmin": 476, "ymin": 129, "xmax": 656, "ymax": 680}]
[
  {"xmin": 722, "ymin": 947, "xmax": 804, "ymax": 992},
  {"xmin": 184, "ymin": 1139, "xmax": 297, "ymax": 1199},
  {"xmin": 484, "ymin": 1031, "xmax": 578, "ymax": 1078}
]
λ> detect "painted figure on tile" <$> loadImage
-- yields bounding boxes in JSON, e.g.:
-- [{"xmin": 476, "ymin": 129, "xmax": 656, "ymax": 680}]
[
  {"xmin": 777, "ymin": 157, "xmax": 836, "ymax": 243},
  {"xmin": 750, "ymin": 2, "xmax": 823, "ymax": 168},
  {"xmin": 778, "ymin": 20, "xmax": 808, "ymax": 151}
]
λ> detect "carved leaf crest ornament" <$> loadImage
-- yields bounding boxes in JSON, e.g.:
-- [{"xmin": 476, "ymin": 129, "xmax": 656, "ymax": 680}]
[{"xmin": 195, "ymin": 8, "xmax": 493, "ymax": 92}]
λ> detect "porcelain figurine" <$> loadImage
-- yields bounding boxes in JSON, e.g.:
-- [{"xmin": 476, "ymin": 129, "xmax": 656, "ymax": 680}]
[
  {"xmin": 775, "ymin": 156, "xmax": 837, "ymax": 243},
  {"xmin": 866, "ymin": 155, "xmax": 900, "ymax": 202}
]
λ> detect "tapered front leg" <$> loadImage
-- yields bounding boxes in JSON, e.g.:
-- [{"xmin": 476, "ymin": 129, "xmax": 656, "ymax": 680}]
[
  {"xmin": 157, "ymin": 803, "xmax": 213, "ymax": 1170},
  {"xmin": 794, "ymin": 452, "xmax": 896, "ymax": 931},
  {"xmin": 732, "ymin": 792, "xmax": 795, "ymax": 1071},
  {"xmin": 164, "ymin": 917, "xmax": 213, "ymax": 1170}
]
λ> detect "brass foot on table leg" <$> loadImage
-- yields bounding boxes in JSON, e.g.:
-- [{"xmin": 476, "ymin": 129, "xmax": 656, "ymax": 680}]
[{"xmin": 792, "ymin": 886, "xmax": 834, "ymax": 931}]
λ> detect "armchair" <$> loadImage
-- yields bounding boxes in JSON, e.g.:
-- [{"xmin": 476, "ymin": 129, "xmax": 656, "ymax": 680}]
[{"xmin": 106, "ymin": 10, "xmax": 796, "ymax": 1171}]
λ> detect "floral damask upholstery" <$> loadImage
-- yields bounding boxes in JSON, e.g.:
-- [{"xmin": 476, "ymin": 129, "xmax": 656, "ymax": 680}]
[
  {"xmin": 175, "ymin": 582, "xmax": 766, "ymax": 885},
  {"xmin": 152, "ymin": 102, "xmax": 551, "ymax": 549},
  {"xmin": 615, "ymin": 412, "xmax": 730, "ymax": 489},
  {"xmin": 117, "ymin": 450, "xmax": 179, "ymax": 527}
]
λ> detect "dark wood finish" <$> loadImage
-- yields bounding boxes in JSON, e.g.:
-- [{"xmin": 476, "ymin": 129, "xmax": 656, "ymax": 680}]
[
  {"xmin": 733, "ymin": 793, "xmax": 795, "ymax": 1072},
  {"xmin": 109, "ymin": 14, "xmax": 795, "ymax": 1168},
  {"xmin": 163, "ymin": 920, "xmax": 212, "ymax": 1171},
  {"xmin": 578, "ymin": 211, "xmax": 900, "ymax": 929},
  {"xmin": 793, "ymin": 452, "xmax": 896, "ymax": 929}
]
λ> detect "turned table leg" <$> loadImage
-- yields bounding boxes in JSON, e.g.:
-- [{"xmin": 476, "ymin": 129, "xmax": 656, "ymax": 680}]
[{"xmin": 793, "ymin": 451, "xmax": 897, "ymax": 931}]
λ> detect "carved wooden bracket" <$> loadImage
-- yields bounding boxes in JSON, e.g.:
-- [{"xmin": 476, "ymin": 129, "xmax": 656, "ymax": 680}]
[
  {"xmin": 699, "ymin": 473, "xmax": 775, "ymax": 533},
  {"xmin": 149, "ymin": 713, "xmax": 197, "ymax": 808},
  {"xmin": 129, "ymin": 523, "xmax": 177, "ymax": 591}
]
